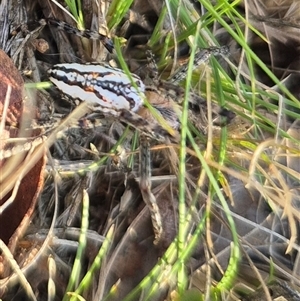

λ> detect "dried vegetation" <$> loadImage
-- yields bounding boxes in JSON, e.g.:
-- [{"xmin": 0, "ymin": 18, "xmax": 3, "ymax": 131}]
[{"xmin": 0, "ymin": 0, "xmax": 300, "ymax": 300}]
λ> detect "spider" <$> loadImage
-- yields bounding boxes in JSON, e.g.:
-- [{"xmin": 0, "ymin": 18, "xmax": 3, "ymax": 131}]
[{"xmin": 47, "ymin": 45, "xmax": 230, "ymax": 244}]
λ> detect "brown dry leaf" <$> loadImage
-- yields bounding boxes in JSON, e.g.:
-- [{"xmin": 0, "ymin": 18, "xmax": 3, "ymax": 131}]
[
  {"xmin": 0, "ymin": 49, "xmax": 46, "ymax": 278},
  {"xmin": 95, "ymin": 177, "xmax": 177, "ymax": 300}
]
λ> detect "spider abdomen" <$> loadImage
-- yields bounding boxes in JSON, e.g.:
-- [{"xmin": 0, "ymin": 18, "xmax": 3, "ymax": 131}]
[{"xmin": 48, "ymin": 63, "xmax": 145, "ymax": 116}]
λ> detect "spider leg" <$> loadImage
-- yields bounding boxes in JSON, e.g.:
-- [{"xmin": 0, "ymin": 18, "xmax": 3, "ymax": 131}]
[
  {"xmin": 43, "ymin": 18, "xmax": 114, "ymax": 53},
  {"xmin": 139, "ymin": 135, "xmax": 162, "ymax": 244},
  {"xmin": 119, "ymin": 109, "xmax": 175, "ymax": 141}
]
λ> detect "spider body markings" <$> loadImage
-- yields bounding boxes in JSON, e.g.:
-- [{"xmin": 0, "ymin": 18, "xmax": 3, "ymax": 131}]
[{"xmin": 48, "ymin": 63, "xmax": 145, "ymax": 115}]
